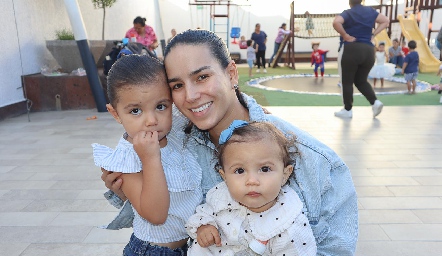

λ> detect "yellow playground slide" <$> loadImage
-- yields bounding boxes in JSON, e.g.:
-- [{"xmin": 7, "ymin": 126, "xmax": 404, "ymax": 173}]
[
  {"xmin": 398, "ymin": 14, "xmax": 440, "ymax": 73},
  {"xmin": 373, "ymin": 29, "xmax": 392, "ymax": 50}
]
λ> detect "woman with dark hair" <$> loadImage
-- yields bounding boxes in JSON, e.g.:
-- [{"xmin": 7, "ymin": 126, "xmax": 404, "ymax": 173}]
[
  {"xmin": 333, "ymin": 0, "xmax": 389, "ymax": 119},
  {"xmin": 268, "ymin": 23, "xmax": 292, "ymax": 68},
  {"xmin": 251, "ymin": 23, "xmax": 267, "ymax": 73},
  {"xmin": 102, "ymin": 29, "xmax": 358, "ymax": 255},
  {"xmin": 389, "ymin": 38, "xmax": 404, "ymax": 68},
  {"xmin": 125, "ymin": 16, "xmax": 157, "ymax": 48}
]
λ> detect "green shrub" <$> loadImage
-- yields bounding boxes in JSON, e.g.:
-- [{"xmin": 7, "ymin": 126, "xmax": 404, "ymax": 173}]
[{"xmin": 55, "ymin": 28, "xmax": 75, "ymax": 40}]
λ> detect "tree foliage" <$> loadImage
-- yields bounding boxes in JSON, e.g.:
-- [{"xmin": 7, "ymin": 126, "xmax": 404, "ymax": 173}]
[
  {"xmin": 92, "ymin": 0, "xmax": 117, "ymax": 40},
  {"xmin": 92, "ymin": 0, "xmax": 116, "ymax": 9}
]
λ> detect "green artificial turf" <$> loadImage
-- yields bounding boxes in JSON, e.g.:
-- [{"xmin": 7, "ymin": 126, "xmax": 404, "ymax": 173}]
[{"xmin": 237, "ymin": 66, "xmax": 441, "ymax": 106}]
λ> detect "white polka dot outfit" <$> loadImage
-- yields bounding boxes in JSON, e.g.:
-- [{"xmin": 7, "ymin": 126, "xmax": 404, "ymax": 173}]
[{"xmin": 186, "ymin": 182, "xmax": 317, "ymax": 255}]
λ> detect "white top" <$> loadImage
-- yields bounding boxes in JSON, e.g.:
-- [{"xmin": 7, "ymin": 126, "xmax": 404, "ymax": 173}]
[
  {"xmin": 375, "ymin": 51, "xmax": 387, "ymax": 65},
  {"xmin": 92, "ymin": 108, "xmax": 203, "ymax": 243},
  {"xmin": 186, "ymin": 182, "xmax": 317, "ymax": 255}
]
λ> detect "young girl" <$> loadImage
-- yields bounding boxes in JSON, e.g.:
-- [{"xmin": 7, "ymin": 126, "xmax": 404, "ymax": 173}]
[
  {"xmin": 239, "ymin": 35, "xmax": 248, "ymax": 49},
  {"xmin": 305, "ymin": 11, "xmax": 314, "ymax": 37},
  {"xmin": 369, "ymin": 42, "xmax": 396, "ymax": 87},
  {"xmin": 185, "ymin": 121, "xmax": 317, "ymax": 255},
  {"xmin": 247, "ymin": 40, "xmax": 258, "ymax": 78},
  {"xmin": 92, "ymin": 54, "xmax": 202, "ymax": 255}
]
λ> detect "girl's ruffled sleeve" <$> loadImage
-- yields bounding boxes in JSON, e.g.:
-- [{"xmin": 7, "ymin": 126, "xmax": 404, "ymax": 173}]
[{"xmin": 91, "ymin": 143, "xmax": 142, "ymax": 173}]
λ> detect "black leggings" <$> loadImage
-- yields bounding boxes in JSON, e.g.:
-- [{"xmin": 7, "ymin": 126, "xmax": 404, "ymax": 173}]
[
  {"xmin": 255, "ymin": 50, "xmax": 266, "ymax": 69},
  {"xmin": 340, "ymin": 42, "xmax": 377, "ymax": 110}
]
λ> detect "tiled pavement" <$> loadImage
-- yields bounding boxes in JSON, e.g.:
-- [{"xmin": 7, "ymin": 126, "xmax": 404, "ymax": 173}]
[{"xmin": 0, "ymin": 105, "xmax": 441, "ymax": 256}]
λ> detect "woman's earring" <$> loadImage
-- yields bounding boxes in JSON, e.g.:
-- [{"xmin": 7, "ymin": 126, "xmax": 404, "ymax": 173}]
[{"xmin": 233, "ymin": 84, "xmax": 239, "ymax": 90}]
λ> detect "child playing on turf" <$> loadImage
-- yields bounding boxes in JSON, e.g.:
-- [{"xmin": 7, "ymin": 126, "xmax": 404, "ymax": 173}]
[
  {"xmin": 369, "ymin": 42, "xmax": 396, "ymax": 87},
  {"xmin": 247, "ymin": 40, "xmax": 258, "ymax": 78},
  {"xmin": 92, "ymin": 54, "xmax": 202, "ymax": 256},
  {"xmin": 401, "ymin": 40, "xmax": 419, "ymax": 94},
  {"xmin": 185, "ymin": 120, "xmax": 317, "ymax": 256},
  {"xmin": 401, "ymin": 40, "xmax": 409, "ymax": 56},
  {"xmin": 311, "ymin": 42, "xmax": 328, "ymax": 77}
]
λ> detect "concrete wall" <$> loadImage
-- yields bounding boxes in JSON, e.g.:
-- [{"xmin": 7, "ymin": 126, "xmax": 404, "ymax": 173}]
[
  {"xmin": 0, "ymin": 0, "xmax": 155, "ymax": 109},
  {"xmin": 1, "ymin": 0, "xmax": 442, "ymax": 111}
]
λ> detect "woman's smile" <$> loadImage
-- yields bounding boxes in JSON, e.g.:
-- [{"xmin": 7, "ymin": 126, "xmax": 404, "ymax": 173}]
[{"xmin": 190, "ymin": 102, "xmax": 212, "ymax": 113}]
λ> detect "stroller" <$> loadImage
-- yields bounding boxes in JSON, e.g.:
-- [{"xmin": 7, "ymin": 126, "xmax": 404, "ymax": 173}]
[{"xmin": 103, "ymin": 39, "xmax": 157, "ymax": 76}]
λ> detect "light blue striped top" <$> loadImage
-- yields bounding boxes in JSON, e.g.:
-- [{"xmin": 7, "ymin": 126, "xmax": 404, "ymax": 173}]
[{"xmin": 92, "ymin": 108, "xmax": 203, "ymax": 243}]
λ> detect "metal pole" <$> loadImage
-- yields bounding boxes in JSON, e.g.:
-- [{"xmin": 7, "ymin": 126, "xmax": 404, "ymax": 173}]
[
  {"xmin": 63, "ymin": 0, "xmax": 107, "ymax": 112},
  {"xmin": 153, "ymin": 0, "xmax": 166, "ymax": 56}
]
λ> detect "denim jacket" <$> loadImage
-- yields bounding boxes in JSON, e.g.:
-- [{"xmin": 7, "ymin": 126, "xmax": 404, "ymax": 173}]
[{"xmin": 104, "ymin": 94, "xmax": 358, "ymax": 255}]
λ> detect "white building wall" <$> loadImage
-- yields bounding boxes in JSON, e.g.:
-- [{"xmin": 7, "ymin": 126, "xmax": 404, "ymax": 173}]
[
  {"xmin": 1, "ymin": 0, "xmax": 442, "ymax": 109},
  {"xmin": 0, "ymin": 0, "xmax": 33, "ymax": 108}
]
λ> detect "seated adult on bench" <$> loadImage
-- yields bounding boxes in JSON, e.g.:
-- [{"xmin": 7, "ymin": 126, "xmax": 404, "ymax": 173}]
[{"xmin": 389, "ymin": 38, "xmax": 404, "ymax": 68}]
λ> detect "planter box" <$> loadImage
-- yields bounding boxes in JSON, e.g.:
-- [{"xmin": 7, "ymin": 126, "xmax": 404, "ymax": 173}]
[
  {"xmin": 46, "ymin": 40, "xmax": 107, "ymax": 73},
  {"xmin": 22, "ymin": 71, "xmax": 108, "ymax": 112}
]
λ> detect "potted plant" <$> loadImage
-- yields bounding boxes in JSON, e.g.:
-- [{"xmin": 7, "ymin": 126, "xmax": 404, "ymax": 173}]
[{"xmin": 46, "ymin": 28, "xmax": 107, "ymax": 73}]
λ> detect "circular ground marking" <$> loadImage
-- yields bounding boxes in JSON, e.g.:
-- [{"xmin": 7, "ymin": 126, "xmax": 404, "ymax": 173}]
[{"xmin": 247, "ymin": 74, "xmax": 431, "ymax": 95}]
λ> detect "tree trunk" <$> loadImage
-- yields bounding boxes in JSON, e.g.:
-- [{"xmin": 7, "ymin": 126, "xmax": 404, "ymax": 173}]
[{"xmin": 102, "ymin": 7, "xmax": 106, "ymax": 40}]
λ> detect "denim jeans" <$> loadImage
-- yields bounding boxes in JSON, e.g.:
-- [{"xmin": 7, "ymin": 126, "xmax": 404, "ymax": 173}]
[
  {"xmin": 389, "ymin": 55, "xmax": 404, "ymax": 68},
  {"xmin": 269, "ymin": 42, "xmax": 281, "ymax": 65},
  {"xmin": 123, "ymin": 233, "xmax": 188, "ymax": 256}
]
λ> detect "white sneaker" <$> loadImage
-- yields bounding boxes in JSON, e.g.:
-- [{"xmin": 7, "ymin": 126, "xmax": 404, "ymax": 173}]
[
  {"xmin": 256, "ymin": 69, "xmax": 260, "ymax": 73},
  {"xmin": 263, "ymin": 69, "xmax": 267, "ymax": 73},
  {"xmin": 334, "ymin": 108, "xmax": 352, "ymax": 118},
  {"xmin": 372, "ymin": 100, "xmax": 383, "ymax": 118}
]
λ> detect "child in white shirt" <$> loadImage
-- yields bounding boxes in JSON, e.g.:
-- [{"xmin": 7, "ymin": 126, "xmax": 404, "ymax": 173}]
[{"xmin": 92, "ymin": 54, "xmax": 202, "ymax": 255}]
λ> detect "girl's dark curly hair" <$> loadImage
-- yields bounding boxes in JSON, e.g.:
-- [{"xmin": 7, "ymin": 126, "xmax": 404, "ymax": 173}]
[{"xmin": 216, "ymin": 122, "xmax": 298, "ymax": 185}]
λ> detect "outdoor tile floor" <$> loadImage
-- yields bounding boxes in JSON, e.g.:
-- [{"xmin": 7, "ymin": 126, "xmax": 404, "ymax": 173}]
[{"xmin": 0, "ymin": 105, "xmax": 441, "ymax": 255}]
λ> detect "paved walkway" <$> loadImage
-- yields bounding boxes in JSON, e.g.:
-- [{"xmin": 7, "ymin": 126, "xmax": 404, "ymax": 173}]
[{"xmin": 0, "ymin": 105, "xmax": 441, "ymax": 256}]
